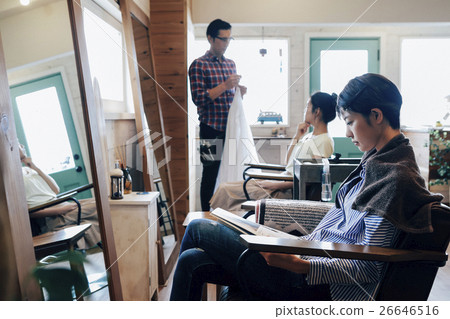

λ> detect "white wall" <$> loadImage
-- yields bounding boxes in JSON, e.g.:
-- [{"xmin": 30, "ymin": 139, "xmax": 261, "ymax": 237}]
[{"xmin": 191, "ymin": 0, "xmax": 450, "ymax": 24}]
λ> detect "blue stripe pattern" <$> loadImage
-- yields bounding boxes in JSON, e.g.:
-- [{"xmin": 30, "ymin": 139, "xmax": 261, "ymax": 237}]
[{"xmin": 301, "ymin": 161, "xmax": 400, "ymax": 301}]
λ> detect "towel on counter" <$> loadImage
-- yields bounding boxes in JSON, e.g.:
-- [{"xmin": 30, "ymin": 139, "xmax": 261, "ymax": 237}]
[{"xmin": 336, "ymin": 134, "xmax": 443, "ymax": 234}]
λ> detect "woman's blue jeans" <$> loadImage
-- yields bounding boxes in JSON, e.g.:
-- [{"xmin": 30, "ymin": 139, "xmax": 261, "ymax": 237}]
[{"xmin": 169, "ymin": 219, "xmax": 320, "ymax": 301}]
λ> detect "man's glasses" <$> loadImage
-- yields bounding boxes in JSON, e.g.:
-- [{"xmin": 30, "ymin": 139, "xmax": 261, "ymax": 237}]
[{"xmin": 215, "ymin": 36, "xmax": 234, "ymax": 42}]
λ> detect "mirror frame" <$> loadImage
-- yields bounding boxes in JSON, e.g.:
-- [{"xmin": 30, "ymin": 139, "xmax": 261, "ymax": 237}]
[
  {"xmin": 67, "ymin": 0, "xmax": 123, "ymax": 300},
  {"xmin": 120, "ymin": 0, "xmax": 180, "ymax": 285},
  {"xmin": 0, "ymin": 32, "xmax": 42, "ymax": 300},
  {"xmin": 0, "ymin": 0, "xmax": 124, "ymax": 300}
]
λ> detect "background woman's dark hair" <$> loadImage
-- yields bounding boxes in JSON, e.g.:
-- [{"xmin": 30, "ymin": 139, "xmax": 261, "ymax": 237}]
[
  {"xmin": 206, "ymin": 19, "xmax": 232, "ymax": 38},
  {"xmin": 337, "ymin": 73, "xmax": 402, "ymax": 129},
  {"xmin": 310, "ymin": 92, "xmax": 337, "ymax": 124}
]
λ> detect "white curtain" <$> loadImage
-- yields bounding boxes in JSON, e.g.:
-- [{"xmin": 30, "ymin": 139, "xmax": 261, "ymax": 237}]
[{"xmin": 214, "ymin": 87, "xmax": 259, "ymax": 192}]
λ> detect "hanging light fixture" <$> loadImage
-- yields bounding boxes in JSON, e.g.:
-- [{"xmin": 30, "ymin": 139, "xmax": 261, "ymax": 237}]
[
  {"xmin": 20, "ymin": 0, "xmax": 31, "ymax": 6},
  {"xmin": 259, "ymin": 26, "xmax": 267, "ymax": 57}
]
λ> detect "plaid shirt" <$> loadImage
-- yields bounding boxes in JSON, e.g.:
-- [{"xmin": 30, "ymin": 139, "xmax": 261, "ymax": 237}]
[{"xmin": 189, "ymin": 51, "xmax": 237, "ymax": 131}]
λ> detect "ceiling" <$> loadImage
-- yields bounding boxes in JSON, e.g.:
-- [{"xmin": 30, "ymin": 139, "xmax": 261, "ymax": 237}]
[{"xmin": 0, "ymin": 0, "xmax": 59, "ymax": 19}]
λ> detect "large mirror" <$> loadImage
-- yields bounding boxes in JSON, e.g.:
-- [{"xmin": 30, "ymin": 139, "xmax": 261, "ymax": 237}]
[
  {"xmin": 120, "ymin": 0, "xmax": 180, "ymax": 285},
  {"xmin": 0, "ymin": 0, "xmax": 120, "ymax": 300},
  {"xmin": 76, "ymin": 0, "xmax": 179, "ymax": 292}
]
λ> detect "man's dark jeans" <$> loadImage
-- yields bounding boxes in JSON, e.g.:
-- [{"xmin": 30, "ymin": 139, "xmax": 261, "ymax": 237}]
[{"xmin": 199, "ymin": 123, "xmax": 225, "ymax": 211}]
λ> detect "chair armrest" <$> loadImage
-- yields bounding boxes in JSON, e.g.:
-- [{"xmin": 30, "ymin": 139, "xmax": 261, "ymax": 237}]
[
  {"xmin": 243, "ymin": 172, "xmax": 293, "ymax": 200},
  {"xmin": 57, "ymin": 183, "xmax": 93, "ymax": 197},
  {"xmin": 29, "ymin": 183, "xmax": 93, "ymax": 225},
  {"xmin": 28, "ymin": 192, "xmax": 78, "ymax": 213},
  {"xmin": 241, "ymin": 201, "xmax": 257, "ymax": 211},
  {"xmin": 244, "ymin": 163, "xmax": 286, "ymax": 171},
  {"xmin": 239, "ymin": 235, "xmax": 448, "ymax": 263},
  {"xmin": 243, "ymin": 163, "xmax": 286, "ymax": 180},
  {"xmin": 328, "ymin": 158, "xmax": 361, "ymax": 164},
  {"xmin": 245, "ymin": 172, "xmax": 293, "ymax": 182}
]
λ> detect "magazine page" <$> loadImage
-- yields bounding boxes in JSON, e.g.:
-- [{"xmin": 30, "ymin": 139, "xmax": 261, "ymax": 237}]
[
  {"xmin": 211, "ymin": 208, "xmax": 300, "ymax": 240},
  {"xmin": 211, "ymin": 208, "xmax": 260, "ymax": 235}
]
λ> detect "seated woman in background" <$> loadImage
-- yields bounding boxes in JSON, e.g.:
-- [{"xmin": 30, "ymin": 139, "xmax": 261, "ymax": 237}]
[
  {"xmin": 210, "ymin": 91, "xmax": 337, "ymax": 213},
  {"xmin": 170, "ymin": 73, "xmax": 443, "ymax": 301},
  {"xmin": 20, "ymin": 144, "xmax": 100, "ymax": 249}
]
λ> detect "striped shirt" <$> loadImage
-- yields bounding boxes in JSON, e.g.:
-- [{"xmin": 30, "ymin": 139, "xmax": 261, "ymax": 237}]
[
  {"xmin": 189, "ymin": 51, "xmax": 237, "ymax": 131},
  {"xmin": 301, "ymin": 161, "xmax": 400, "ymax": 301}
]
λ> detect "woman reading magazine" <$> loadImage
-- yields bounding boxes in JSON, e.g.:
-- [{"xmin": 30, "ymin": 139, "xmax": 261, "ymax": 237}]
[{"xmin": 170, "ymin": 73, "xmax": 443, "ymax": 301}]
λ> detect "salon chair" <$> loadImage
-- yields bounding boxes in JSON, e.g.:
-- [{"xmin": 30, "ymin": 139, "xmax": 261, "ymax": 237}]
[{"xmin": 235, "ymin": 201, "xmax": 450, "ymax": 301}]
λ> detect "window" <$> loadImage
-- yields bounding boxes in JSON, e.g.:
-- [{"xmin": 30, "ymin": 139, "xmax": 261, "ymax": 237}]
[
  {"xmin": 82, "ymin": 0, "xmax": 133, "ymax": 113},
  {"xmin": 401, "ymin": 38, "xmax": 450, "ymax": 127},
  {"xmin": 190, "ymin": 38, "xmax": 289, "ymax": 126}
]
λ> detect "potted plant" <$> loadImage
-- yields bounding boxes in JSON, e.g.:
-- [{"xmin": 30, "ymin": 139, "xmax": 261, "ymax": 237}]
[
  {"xmin": 29, "ymin": 250, "xmax": 89, "ymax": 301},
  {"xmin": 429, "ymin": 128, "xmax": 450, "ymax": 203}
]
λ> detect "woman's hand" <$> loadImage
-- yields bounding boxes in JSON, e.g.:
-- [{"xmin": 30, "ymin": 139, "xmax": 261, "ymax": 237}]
[
  {"xmin": 19, "ymin": 144, "xmax": 33, "ymax": 168},
  {"xmin": 260, "ymin": 252, "xmax": 310, "ymax": 274},
  {"xmin": 295, "ymin": 122, "xmax": 310, "ymax": 139},
  {"xmin": 21, "ymin": 156, "xmax": 34, "ymax": 168}
]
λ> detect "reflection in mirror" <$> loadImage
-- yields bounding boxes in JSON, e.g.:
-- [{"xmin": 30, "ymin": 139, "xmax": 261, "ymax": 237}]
[
  {"xmin": 81, "ymin": 0, "xmax": 179, "ymax": 291},
  {"xmin": 0, "ymin": 0, "xmax": 109, "ymax": 300},
  {"xmin": 81, "ymin": 0, "xmax": 164, "ymax": 300},
  {"xmin": 124, "ymin": 4, "xmax": 180, "ymax": 285}
]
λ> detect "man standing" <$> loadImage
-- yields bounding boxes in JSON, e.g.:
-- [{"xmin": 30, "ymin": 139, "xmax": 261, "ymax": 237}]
[{"xmin": 189, "ymin": 19, "xmax": 247, "ymax": 211}]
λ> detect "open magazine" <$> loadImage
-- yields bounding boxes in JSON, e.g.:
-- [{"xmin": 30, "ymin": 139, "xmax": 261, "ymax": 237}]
[{"xmin": 210, "ymin": 208, "xmax": 300, "ymax": 240}]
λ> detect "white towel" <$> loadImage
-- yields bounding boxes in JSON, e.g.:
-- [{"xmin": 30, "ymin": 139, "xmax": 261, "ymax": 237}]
[{"xmin": 214, "ymin": 87, "xmax": 259, "ymax": 192}]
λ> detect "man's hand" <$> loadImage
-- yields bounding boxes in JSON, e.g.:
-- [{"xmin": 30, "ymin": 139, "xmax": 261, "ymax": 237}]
[
  {"xmin": 260, "ymin": 252, "xmax": 310, "ymax": 274},
  {"xmin": 224, "ymin": 74, "xmax": 242, "ymax": 90},
  {"xmin": 238, "ymin": 85, "xmax": 247, "ymax": 98}
]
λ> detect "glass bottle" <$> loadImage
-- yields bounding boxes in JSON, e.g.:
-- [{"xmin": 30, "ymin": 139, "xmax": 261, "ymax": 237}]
[
  {"xmin": 321, "ymin": 158, "xmax": 332, "ymax": 202},
  {"xmin": 122, "ymin": 166, "xmax": 132, "ymax": 194}
]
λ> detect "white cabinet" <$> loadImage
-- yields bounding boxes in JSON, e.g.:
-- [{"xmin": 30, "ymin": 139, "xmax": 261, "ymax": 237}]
[{"xmin": 109, "ymin": 192, "xmax": 159, "ymax": 300}]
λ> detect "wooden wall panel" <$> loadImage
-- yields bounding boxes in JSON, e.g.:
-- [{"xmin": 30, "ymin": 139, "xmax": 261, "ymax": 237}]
[{"xmin": 150, "ymin": 0, "xmax": 188, "ymax": 238}]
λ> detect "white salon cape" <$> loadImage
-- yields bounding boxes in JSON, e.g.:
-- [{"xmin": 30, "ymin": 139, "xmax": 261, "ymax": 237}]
[{"xmin": 214, "ymin": 87, "xmax": 259, "ymax": 192}]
